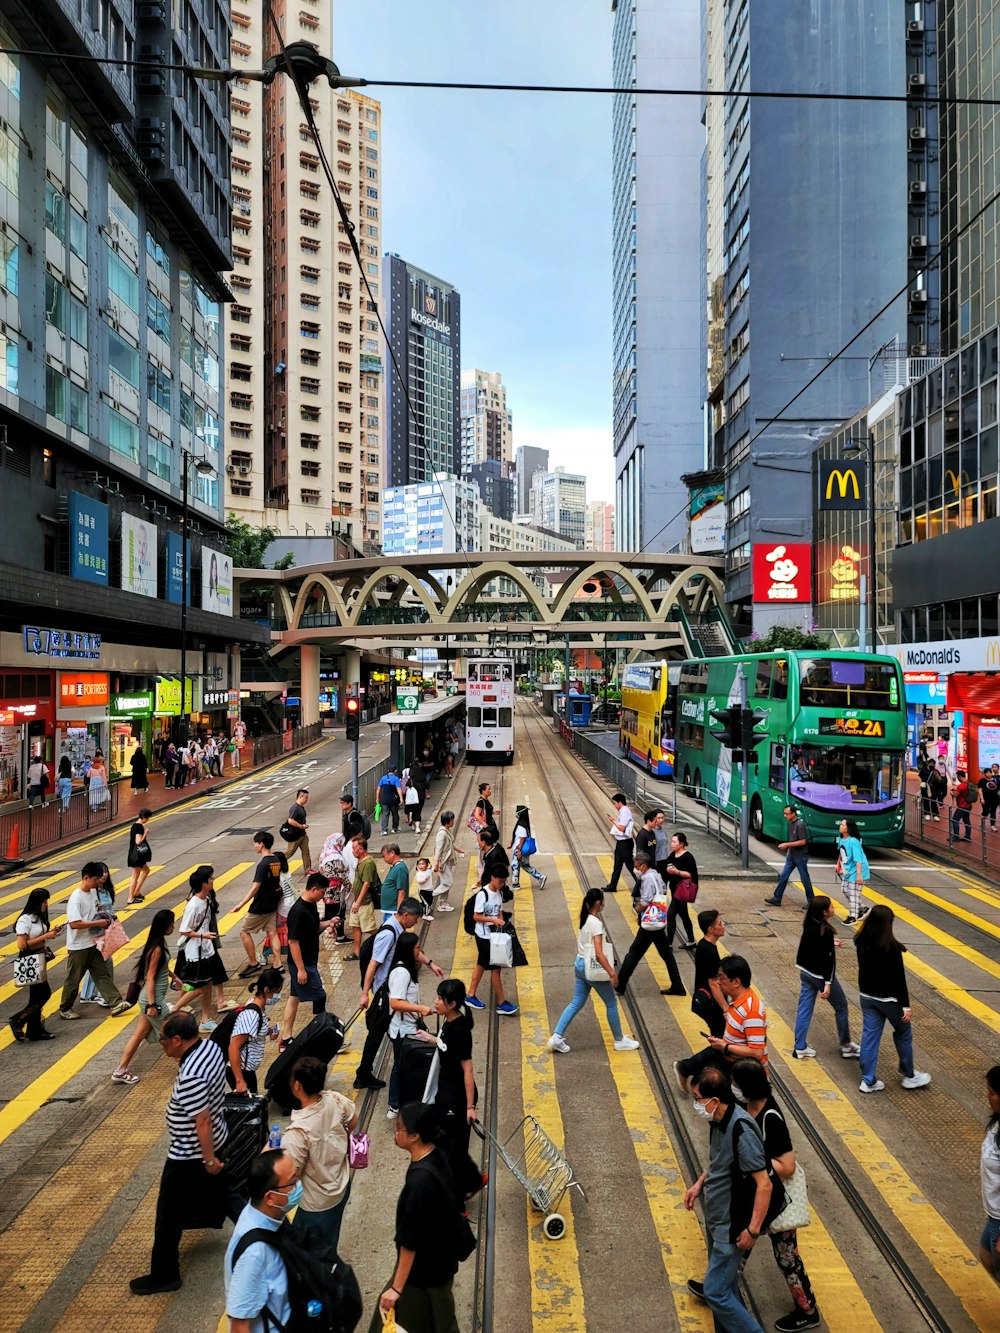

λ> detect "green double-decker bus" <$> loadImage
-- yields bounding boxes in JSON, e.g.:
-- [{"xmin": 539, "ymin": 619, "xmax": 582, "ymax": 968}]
[{"xmin": 672, "ymin": 651, "xmax": 908, "ymax": 847}]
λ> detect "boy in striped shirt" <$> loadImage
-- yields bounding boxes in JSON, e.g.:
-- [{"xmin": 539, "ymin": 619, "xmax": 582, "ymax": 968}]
[{"xmin": 675, "ymin": 955, "xmax": 769, "ymax": 1092}]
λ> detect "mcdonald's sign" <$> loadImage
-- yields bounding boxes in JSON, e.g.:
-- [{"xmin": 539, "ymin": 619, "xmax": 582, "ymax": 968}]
[{"xmin": 819, "ymin": 459, "xmax": 866, "ymax": 510}]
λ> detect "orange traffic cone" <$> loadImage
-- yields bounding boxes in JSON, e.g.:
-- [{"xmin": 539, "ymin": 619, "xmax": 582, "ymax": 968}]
[{"xmin": 1, "ymin": 821, "xmax": 24, "ymax": 867}]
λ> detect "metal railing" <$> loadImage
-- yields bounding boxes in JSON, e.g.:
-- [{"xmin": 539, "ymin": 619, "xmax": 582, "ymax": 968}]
[
  {"xmin": 904, "ymin": 791, "xmax": 1000, "ymax": 869},
  {"xmin": 344, "ymin": 755, "xmax": 392, "ymax": 817},
  {"xmin": 0, "ymin": 783, "xmax": 120, "ymax": 860},
  {"xmin": 248, "ymin": 722, "xmax": 323, "ymax": 767}
]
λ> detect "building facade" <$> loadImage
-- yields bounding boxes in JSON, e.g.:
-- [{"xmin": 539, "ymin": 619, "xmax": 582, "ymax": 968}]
[
  {"xmin": 514, "ymin": 444, "xmax": 549, "ymax": 516},
  {"xmin": 384, "ymin": 255, "xmax": 461, "ymax": 489},
  {"xmin": 460, "ymin": 368, "xmax": 512, "ymax": 476},
  {"xmin": 381, "ymin": 476, "xmax": 479, "ymax": 557},
  {"xmin": 611, "ymin": 0, "xmax": 703, "ymax": 552},
  {"xmin": 221, "ymin": 0, "xmax": 384, "ymax": 551},
  {"xmin": 709, "ymin": 0, "xmax": 907, "ymax": 632},
  {"xmin": 467, "ymin": 460, "xmax": 514, "ymax": 522},
  {"xmin": 0, "ymin": 7, "xmax": 267, "ymax": 803},
  {"xmin": 531, "ymin": 467, "xmax": 587, "ymax": 546},
  {"xmin": 585, "ymin": 500, "xmax": 615, "ymax": 551}
]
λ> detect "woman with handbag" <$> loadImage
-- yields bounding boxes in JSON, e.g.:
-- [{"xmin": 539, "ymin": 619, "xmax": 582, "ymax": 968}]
[
  {"xmin": 387, "ymin": 932, "xmax": 435, "ymax": 1114},
  {"xmin": 173, "ymin": 869, "xmax": 217, "ymax": 1032},
  {"xmin": 664, "ymin": 831, "xmax": 698, "ymax": 949},
  {"xmin": 11, "ymin": 888, "xmax": 61, "ymax": 1042},
  {"xmin": 80, "ymin": 864, "xmax": 117, "ymax": 1006},
  {"xmin": 730, "ymin": 1058, "xmax": 820, "ymax": 1333},
  {"xmin": 110, "ymin": 909, "xmax": 176, "ymax": 1086},
  {"xmin": 125, "ymin": 808, "xmax": 154, "ymax": 905},
  {"xmin": 510, "ymin": 804, "xmax": 546, "ymax": 890},
  {"xmin": 283, "ymin": 1055, "xmax": 358, "ymax": 1254},
  {"xmin": 546, "ymin": 888, "xmax": 639, "ymax": 1055}
]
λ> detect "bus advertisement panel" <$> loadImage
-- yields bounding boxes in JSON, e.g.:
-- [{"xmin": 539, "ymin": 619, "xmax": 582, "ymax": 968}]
[
  {"xmin": 673, "ymin": 652, "xmax": 907, "ymax": 847},
  {"xmin": 619, "ymin": 661, "xmax": 674, "ymax": 777}
]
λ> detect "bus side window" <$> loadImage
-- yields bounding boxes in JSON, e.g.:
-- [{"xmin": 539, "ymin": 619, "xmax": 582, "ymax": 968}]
[
  {"xmin": 769, "ymin": 743, "xmax": 786, "ymax": 792},
  {"xmin": 771, "ymin": 661, "xmax": 789, "ymax": 700},
  {"xmin": 755, "ymin": 660, "xmax": 772, "ymax": 697}
]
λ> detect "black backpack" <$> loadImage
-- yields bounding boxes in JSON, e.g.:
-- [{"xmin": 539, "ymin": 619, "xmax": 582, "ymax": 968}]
[
  {"xmin": 463, "ymin": 890, "xmax": 482, "ymax": 937},
  {"xmin": 357, "ymin": 919, "xmax": 397, "ymax": 987},
  {"xmin": 231, "ymin": 1220, "xmax": 363, "ymax": 1332},
  {"xmin": 209, "ymin": 1002, "xmax": 265, "ymax": 1056},
  {"xmin": 360, "ymin": 810, "xmax": 372, "ymax": 840}
]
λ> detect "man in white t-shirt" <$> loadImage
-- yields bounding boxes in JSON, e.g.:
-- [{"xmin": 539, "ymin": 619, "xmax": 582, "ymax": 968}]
[
  {"xmin": 605, "ymin": 792, "xmax": 639, "ymax": 895},
  {"xmin": 60, "ymin": 861, "xmax": 131, "ymax": 1018},
  {"xmin": 466, "ymin": 872, "xmax": 519, "ymax": 1016}
]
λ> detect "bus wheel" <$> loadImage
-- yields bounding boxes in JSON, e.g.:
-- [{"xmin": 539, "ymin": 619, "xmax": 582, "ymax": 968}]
[
  {"xmin": 619, "ymin": 732, "xmax": 627, "ymax": 754},
  {"xmin": 683, "ymin": 766, "xmax": 693, "ymax": 796},
  {"xmin": 750, "ymin": 797, "xmax": 764, "ymax": 838},
  {"xmin": 646, "ymin": 751, "xmax": 654, "ymax": 776},
  {"xmin": 694, "ymin": 769, "xmax": 703, "ymax": 801}
]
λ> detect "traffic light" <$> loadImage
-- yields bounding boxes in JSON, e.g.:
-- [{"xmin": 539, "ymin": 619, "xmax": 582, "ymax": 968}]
[
  {"xmin": 709, "ymin": 705, "xmax": 744, "ymax": 756},
  {"xmin": 345, "ymin": 696, "xmax": 360, "ymax": 742},
  {"xmin": 741, "ymin": 708, "xmax": 767, "ymax": 763}
]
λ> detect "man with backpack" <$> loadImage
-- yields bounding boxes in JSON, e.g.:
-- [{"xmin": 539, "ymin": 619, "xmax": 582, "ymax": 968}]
[
  {"xmin": 225, "ymin": 1150, "xmax": 297, "ymax": 1331},
  {"xmin": 354, "ymin": 897, "xmax": 441, "ymax": 1091},
  {"xmin": 951, "ymin": 769, "xmax": 975, "ymax": 841},
  {"xmin": 278, "ymin": 874, "xmax": 340, "ymax": 1051},
  {"xmin": 339, "ymin": 793, "xmax": 369, "ymax": 843},
  {"xmin": 978, "ymin": 764, "xmax": 1000, "ymax": 831}
]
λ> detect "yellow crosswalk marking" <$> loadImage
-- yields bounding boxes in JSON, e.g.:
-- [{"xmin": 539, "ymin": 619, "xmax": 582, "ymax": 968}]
[
  {"xmin": 0, "ymin": 866, "xmax": 75, "ymax": 910},
  {"xmin": 899, "ymin": 880, "xmax": 1000, "ymax": 940},
  {"xmin": 554, "ymin": 854, "xmax": 713, "ymax": 1331},
  {"xmin": 0, "ymin": 867, "xmax": 133, "ymax": 948}
]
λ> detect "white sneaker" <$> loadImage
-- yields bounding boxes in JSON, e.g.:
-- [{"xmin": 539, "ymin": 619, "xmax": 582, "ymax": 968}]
[
  {"xmin": 840, "ymin": 1043, "xmax": 861, "ymax": 1058},
  {"xmin": 901, "ymin": 1071, "xmax": 931, "ymax": 1089},
  {"xmin": 387, "ymin": 1106, "xmax": 399, "ymax": 1118},
  {"xmin": 793, "ymin": 1046, "xmax": 816, "ymax": 1059},
  {"xmin": 423, "ymin": 913, "xmax": 435, "ymax": 921},
  {"xmin": 538, "ymin": 875, "xmax": 547, "ymax": 889},
  {"xmin": 546, "ymin": 1034, "xmax": 571, "ymax": 1054},
  {"xmin": 437, "ymin": 904, "xmax": 455, "ymax": 912},
  {"xmin": 614, "ymin": 1037, "xmax": 640, "ymax": 1052},
  {"xmin": 859, "ymin": 1078, "xmax": 885, "ymax": 1094}
]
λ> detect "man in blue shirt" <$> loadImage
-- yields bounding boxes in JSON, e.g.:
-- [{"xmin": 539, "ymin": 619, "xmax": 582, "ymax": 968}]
[
  {"xmin": 377, "ymin": 768, "xmax": 402, "ymax": 833},
  {"xmin": 225, "ymin": 1150, "xmax": 298, "ymax": 1333}
]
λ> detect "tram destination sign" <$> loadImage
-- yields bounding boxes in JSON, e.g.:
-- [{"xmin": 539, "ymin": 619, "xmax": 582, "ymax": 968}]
[{"xmin": 818, "ymin": 716, "xmax": 885, "ymax": 738}]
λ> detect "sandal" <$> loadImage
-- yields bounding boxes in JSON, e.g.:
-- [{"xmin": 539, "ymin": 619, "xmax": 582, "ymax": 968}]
[
  {"xmin": 279, "ymin": 1038, "xmax": 294, "ymax": 1051},
  {"xmin": 111, "ymin": 1069, "xmax": 140, "ymax": 1085}
]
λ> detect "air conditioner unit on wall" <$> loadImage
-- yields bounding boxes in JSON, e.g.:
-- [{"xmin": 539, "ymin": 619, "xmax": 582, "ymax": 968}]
[
  {"xmin": 909, "ymin": 126, "xmax": 928, "ymax": 144},
  {"xmin": 909, "ymin": 180, "xmax": 928, "ymax": 197},
  {"xmin": 910, "ymin": 289, "xmax": 928, "ymax": 306},
  {"xmin": 910, "ymin": 234, "xmax": 928, "ymax": 250},
  {"xmin": 907, "ymin": 19, "xmax": 925, "ymax": 37},
  {"xmin": 908, "ymin": 72, "xmax": 927, "ymax": 90}
]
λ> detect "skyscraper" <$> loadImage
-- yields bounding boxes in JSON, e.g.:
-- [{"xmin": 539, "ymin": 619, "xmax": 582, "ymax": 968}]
[
  {"xmin": 467, "ymin": 461, "xmax": 514, "ymax": 522},
  {"xmin": 611, "ymin": 0, "xmax": 703, "ymax": 553},
  {"xmin": 585, "ymin": 501, "xmax": 616, "ymax": 551},
  {"xmin": 221, "ymin": 0, "xmax": 384, "ymax": 552},
  {"xmin": 460, "ymin": 369, "xmax": 512, "ymax": 475},
  {"xmin": 384, "ymin": 255, "xmax": 461, "ymax": 488},
  {"xmin": 706, "ymin": 0, "xmax": 906, "ymax": 629},
  {"xmin": 531, "ymin": 468, "xmax": 587, "ymax": 547},
  {"xmin": 515, "ymin": 445, "xmax": 549, "ymax": 515}
]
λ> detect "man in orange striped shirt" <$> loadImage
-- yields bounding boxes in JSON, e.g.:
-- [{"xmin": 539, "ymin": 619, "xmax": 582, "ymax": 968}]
[{"xmin": 675, "ymin": 955, "xmax": 769, "ymax": 1092}]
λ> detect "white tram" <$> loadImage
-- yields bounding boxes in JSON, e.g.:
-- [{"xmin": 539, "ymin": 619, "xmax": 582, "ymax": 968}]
[{"xmin": 465, "ymin": 657, "xmax": 515, "ymax": 764}]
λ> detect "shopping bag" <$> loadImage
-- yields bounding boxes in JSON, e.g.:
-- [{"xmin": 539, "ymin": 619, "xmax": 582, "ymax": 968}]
[
  {"xmin": 584, "ymin": 937, "xmax": 614, "ymax": 983},
  {"xmin": 673, "ymin": 878, "xmax": 699, "ymax": 904},
  {"xmin": 348, "ymin": 1130, "xmax": 369, "ymax": 1169},
  {"xmin": 521, "ymin": 836, "xmax": 537, "ymax": 856},
  {"xmin": 374, "ymin": 801, "xmax": 382, "ymax": 822},
  {"xmin": 489, "ymin": 931, "xmax": 514, "ymax": 968},
  {"xmin": 504, "ymin": 922, "xmax": 528, "ymax": 967},
  {"xmin": 279, "ymin": 871, "xmax": 296, "ymax": 913},
  {"xmin": 467, "ymin": 810, "xmax": 487, "ymax": 834},
  {"xmin": 98, "ymin": 919, "xmax": 129, "ymax": 959},
  {"xmin": 769, "ymin": 1164, "xmax": 810, "ymax": 1232},
  {"xmin": 13, "ymin": 950, "xmax": 45, "ymax": 987},
  {"xmin": 640, "ymin": 901, "xmax": 669, "ymax": 931}
]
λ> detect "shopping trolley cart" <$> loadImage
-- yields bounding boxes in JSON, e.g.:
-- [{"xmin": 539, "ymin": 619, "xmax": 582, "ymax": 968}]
[{"xmin": 473, "ymin": 1114, "xmax": 586, "ymax": 1239}]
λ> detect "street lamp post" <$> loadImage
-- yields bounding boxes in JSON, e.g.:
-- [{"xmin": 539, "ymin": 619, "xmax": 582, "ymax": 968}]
[
  {"xmin": 178, "ymin": 448, "xmax": 216, "ymax": 746},
  {"xmin": 845, "ymin": 433, "xmax": 877, "ymax": 652}
]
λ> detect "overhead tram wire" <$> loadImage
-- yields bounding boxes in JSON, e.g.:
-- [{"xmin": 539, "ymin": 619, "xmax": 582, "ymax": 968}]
[{"xmin": 631, "ymin": 175, "xmax": 1000, "ymax": 561}]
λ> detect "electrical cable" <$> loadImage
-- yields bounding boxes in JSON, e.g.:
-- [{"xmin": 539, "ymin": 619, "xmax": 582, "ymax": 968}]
[{"xmin": 257, "ymin": 4, "xmax": 480, "ymax": 594}]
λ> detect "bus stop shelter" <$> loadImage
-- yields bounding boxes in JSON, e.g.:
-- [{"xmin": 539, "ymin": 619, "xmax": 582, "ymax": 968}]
[{"xmin": 386, "ymin": 694, "xmax": 466, "ymax": 774}]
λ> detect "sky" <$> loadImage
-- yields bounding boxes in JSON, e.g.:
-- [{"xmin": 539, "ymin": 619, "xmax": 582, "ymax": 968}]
[{"xmin": 333, "ymin": 0, "xmax": 616, "ymax": 503}]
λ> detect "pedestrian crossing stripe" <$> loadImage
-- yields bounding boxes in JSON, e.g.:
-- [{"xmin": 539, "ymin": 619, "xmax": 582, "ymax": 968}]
[
  {"xmin": 898, "ymin": 879, "xmax": 1000, "ymax": 942},
  {"xmin": 0, "ymin": 867, "xmax": 75, "ymax": 911},
  {"xmin": 0, "ymin": 867, "xmax": 150, "ymax": 952}
]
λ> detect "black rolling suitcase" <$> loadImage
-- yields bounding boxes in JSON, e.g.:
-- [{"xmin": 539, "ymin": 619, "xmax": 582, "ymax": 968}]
[
  {"xmin": 265, "ymin": 1011, "xmax": 347, "ymax": 1112},
  {"xmin": 223, "ymin": 1092, "xmax": 269, "ymax": 1192},
  {"xmin": 396, "ymin": 1033, "xmax": 439, "ymax": 1106}
]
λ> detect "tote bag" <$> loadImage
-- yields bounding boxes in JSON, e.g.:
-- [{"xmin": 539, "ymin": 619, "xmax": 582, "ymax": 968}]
[
  {"xmin": 13, "ymin": 950, "xmax": 45, "ymax": 987},
  {"xmin": 584, "ymin": 935, "xmax": 614, "ymax": 983},
  {"xmin": 98, "ymin": 919, "xmax": 129, "ymax": 959}
]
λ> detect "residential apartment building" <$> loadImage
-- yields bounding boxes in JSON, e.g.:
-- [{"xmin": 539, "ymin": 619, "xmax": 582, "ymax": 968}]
[
  {"xmin": 611, "ymin": 0, "xmax": 703, "ymax": 552},
  {"xmin": 223, "ymin": 0, "xmax": 384, "ymax": 551},
  {"xmin": 384, "ymin": 256, "xmax": 461, "ymax": 488},
  {"xmin": 585, "ymin": 501, "xmax": 615, "ymax": 551},
  {"xmin": 381, "ymin": 476, "xmax": 479, "ymax": 557},
  {"xmin": 706, "ymin": 0, "xmax": 906, "ymax": 631},
  {"xmin": 531, "ymin": 467, "xmax": 587, "ymax": 546},
  {"xmin": 467, "ymin": 459, "xmax": 514, "ymax": 521},
  {"xmin": 460, "ymin": 368, "xmax": 512, "ymax": 475},
  {"xmin": 514, "ymin": 444, "xmax": 549, "ymax": 516}
]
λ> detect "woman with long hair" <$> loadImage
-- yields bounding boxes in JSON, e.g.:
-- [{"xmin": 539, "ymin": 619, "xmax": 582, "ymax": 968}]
[
  {"xmin": 430, "ymin": 977, "xmax": 485, "ymax": 1206},
  {"xmin": 980, "ymin": 1065, "xmax": 1000, "ymax": 1281},
  {"xmin": 836, "ymin": 817, "xmax": 870, "ymax": 924},
  {"xmin": 793, "ymin": 895, "xmax": 859, "ymax": 1060},
  {"xmin": 125, "ymin": 808, "xmax": 153, "ymax": 905},
  {"xmin": 171, "ymin": 866, "xmax": 217, "ymax": 1031},
  {"xmin": 510, "ymin": 804, "xmax": 546, "ymax": 889},
  {"xmin": 56, "ymin": 754, "xmax": 73, "ymax": 811},
  {"xmin": 80, "ymin": 863, "xmax": 116, "ymax": 1005},
  {"xmin": 546, "ymin": 888, "xmax": 639, "ymax": 1055},
  {"xmin": 130, "ymin": 744, "xmax": 149, "ymax": 793},
  {"xmin": 854, "ymin": 904, "xmax": 930, "ymax": 1094},
  {"xmin": 11, "ymin": 888, "xmax": 60, "ymax": 1041},
  {"xmin": 111, "ymin": 909, "xmax": 176, "ymax": 1085},
  {"xmin": 386, "ymin": 932, "xmax": 434, "ymax": 1115},
  {"xmin": 431, "ymin": 811, "xmax": 463, "ymax": 913},
  {"xmin": 88, "ymin": 750, "xmax": 109, "ymax": 809}
]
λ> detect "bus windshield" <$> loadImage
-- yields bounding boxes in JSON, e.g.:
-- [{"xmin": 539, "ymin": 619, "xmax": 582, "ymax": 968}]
[
  {"xmin": 789, "ymin": 745, "xmax": 904, "ymax": 812},
  {"xmin": 797, "ymin": 658, "xmax": 901, "ymax": 710}
]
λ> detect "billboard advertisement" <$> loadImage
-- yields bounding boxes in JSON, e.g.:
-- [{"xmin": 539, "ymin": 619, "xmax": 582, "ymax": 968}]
[
  {"xmin": 69, "ymin": 491, "xmax": 109, "ymax": 586},
  {"xmin": 751, "ymin": 542, "xmax": 812, "ymax": 604},
  {"xmin": 689, "ymin": 484, "xmax": 725, "ymax": 554},
  {"xmin": 120, "ymin": 513, "xmax": 157, "ymax": 598},
  {"xmin": 201, "ymin": 545, "xmax": 233, "ymax": 616},
  {"xmin": 165, "ymin": 532, "xmax": 190, "ymax": 606}
]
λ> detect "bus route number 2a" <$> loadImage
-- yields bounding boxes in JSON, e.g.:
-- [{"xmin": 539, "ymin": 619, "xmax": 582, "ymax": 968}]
[{"xmin": 819, "ymin": 716, "xmax": 885, "ymax": 738}]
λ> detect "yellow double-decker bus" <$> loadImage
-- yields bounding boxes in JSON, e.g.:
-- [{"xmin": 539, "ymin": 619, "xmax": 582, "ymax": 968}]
[{"xmin": 619, "ymin": 661, "xmax": 674, "ymax": 778}]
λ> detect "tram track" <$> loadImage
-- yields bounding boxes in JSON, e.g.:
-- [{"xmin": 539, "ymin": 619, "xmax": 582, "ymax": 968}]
[{"xmin": 519, "ymin": 702, "xmax": 956, "ymax": 1333}]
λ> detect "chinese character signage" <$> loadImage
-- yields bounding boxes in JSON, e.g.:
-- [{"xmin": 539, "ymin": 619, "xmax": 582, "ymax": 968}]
[
  {"xmin": 155, "ymin": 678, "xmax": 194, "ymax": 715},
  {"xmin": 165, "ymin": 532, "xmax": 190, "ymax": 606},
  {"xmin": 203, "ymin": 689, "xmax": 231, "ymax": 707},
  {"xmin": 201, "ymin": 545, "xmax": 233, "ymax": 616},
  {"xmin": 58, "ymin": 672, "xmax": 110, "ymax": 707},
  {"xmin": 69, "ymin": 491, "xmax": 109, "ymax": 585},
  {"xmin": 121, "ymin": 513, "xmax": 158, "ymax": 598},
  {"xmin": 818, "ymin": 460, "xmax": 866, "ymax": 511},
  {"xmin": 751, "ymin": 542, "xmax": 812, "ymax": 604},
  {"xmin": 817, "ymin": 543, "xmax": 861, "ymax": 604},
  {"xmin": 23, "ymin": 626, "xmax": 102, "ymax": 660}
]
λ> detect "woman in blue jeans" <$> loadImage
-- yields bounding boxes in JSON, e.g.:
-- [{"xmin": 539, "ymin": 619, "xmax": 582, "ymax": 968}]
[
  {"xmin": 792, "ymin": 896, "xmax": 859, "ymax": 1060},
  {"xmin": 546, "ymin": 889, "xmax": 639, "ymax": 1054},
  {"xmin": 854, "ymin": 905, "xmax": 931, "ymax": 1094}
]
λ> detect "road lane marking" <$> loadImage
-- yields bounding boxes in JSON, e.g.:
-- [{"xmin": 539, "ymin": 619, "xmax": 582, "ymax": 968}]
[
  {"xmin": 0, "ymin": 867, "xmax": 75, "ymax": 910},
  {"xmin": 859, "ymin": 886, "xmax": 1000, "ymax": 982},
  {"xmin": 898, "ymin": 880, "xmax": 1000, "ymax": 938},
  {"xmin": 0, "ymin": 868, "xmax": 131, "ymax": 949}
]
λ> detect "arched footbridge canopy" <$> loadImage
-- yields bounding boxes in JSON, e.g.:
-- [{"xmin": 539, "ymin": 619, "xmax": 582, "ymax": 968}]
[{"xmin": 236, "ymin": 550, "xmax": 734, "ymax": 660}]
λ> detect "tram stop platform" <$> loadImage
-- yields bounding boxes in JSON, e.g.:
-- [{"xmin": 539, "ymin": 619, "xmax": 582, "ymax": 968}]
[{"xmin": 386, "ymin": 691, "xmax": 466, "ymax": 772}]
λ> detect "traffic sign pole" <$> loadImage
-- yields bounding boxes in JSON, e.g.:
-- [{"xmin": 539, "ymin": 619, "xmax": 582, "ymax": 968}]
[{"xmin": 738, "ymin": 664, "xmax": 750, "ymax": 869}]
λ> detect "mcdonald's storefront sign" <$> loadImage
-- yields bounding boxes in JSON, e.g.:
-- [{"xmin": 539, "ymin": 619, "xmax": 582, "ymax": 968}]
[
  {"xmin": 890, "ymin": 635, "xmax": 1000, "ymax": 675},
  {"xmin": 818, "ymin": 459, "xmax": 866, "ymax": 510}
]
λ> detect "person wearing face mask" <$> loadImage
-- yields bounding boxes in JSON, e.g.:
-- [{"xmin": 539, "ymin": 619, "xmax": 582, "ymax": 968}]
[
  {"xmin": 683, "ymin": 1066, "xmax": 774, "ymax": 1333},
  {"xmin": 225, "ymin": 1149, "xmax": 298, "ymax": 1333},
  {"xmin": 729, "ymin": 1059, "xmax": 820, "ymax": 1332}
]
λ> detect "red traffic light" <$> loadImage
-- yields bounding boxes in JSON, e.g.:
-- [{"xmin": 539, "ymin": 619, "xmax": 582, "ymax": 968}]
[{"xmin": 346, "ymin": 697, "xmax": 360, "ymax": 714}]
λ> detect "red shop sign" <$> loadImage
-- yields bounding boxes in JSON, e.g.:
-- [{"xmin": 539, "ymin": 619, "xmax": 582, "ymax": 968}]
[{"xmin": 752, "ymin": 542, "xmax": 812, "ymax": 604}]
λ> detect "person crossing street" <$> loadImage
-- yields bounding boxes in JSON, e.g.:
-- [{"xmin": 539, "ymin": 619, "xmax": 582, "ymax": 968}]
[{"xmin": 764, "ymin": 806, "xmax": 814, "ymax": 907}]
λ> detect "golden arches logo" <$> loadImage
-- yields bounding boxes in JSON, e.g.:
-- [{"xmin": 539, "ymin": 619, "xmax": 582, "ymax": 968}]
[
  {"xmin": 945, "ymin": 468, "xmax": 970, "ymax": 495},
  {"xmin": 987, "ymin": 640, "xmax": 1000, "ymax": 667},
  {"xmin": 824, "ymin": 468, "xmax": 861, "ymax": 501}
]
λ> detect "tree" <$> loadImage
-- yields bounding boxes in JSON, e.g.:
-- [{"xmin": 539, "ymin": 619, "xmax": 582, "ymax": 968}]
[
  {"xmin": 748, "ymin": 625, "xmax": 828, "ymax": 652},
  {"xmin": 224, "ymin": 514, "xmax": 295, "ymax": 569}
]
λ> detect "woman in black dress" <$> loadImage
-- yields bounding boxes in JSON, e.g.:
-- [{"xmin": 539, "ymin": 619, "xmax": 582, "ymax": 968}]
[
  {"xmin": 130, "ymin": 745, "xmax": 149, "ymax": 793},
  {"xmin": 125, "ymin": 807, "xmax": 153, "ymax": 906},
  {"xmin": 431, "ymin": 978, "xmax": 485, "ymax": 1206}
]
